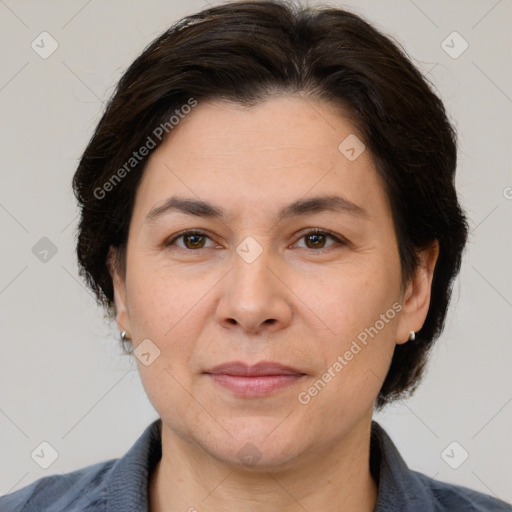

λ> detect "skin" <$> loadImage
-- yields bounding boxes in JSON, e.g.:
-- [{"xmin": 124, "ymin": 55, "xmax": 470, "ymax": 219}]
[{"xmin": 109, "ymin": 95, "xmax": 438, "ymax": 512}]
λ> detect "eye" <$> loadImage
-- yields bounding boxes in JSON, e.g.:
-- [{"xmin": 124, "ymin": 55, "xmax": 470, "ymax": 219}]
[
  {"xmin": 166, "ymin": 230, "xmax": 216, "ymax": 250},
  {"xmin": 165, "ymin": 229, "xmax": 346, "ymax": 251},
  {"xmin": 295, "ymin": 229, "xmax": 345, "ymax": 250}
]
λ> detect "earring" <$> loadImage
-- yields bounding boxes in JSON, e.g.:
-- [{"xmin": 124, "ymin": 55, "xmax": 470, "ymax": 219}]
[
  {"xmin": 409, "ymin": 331, "xmax": 416, "ymax": 341},
  {"xmin": 120, "ymin": 331, "xmax": 131, "ymax": 342}
]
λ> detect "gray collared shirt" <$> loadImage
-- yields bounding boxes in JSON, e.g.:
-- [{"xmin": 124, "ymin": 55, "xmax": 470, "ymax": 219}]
[{"xmin": 1, "ymin": 419, "xmax": 509, "ymax": 511}]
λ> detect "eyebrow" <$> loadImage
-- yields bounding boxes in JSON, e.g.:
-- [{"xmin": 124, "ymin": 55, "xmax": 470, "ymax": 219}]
[{"xmin": 146, "ymin": 194, "xmax": 368, "ymax": 223}]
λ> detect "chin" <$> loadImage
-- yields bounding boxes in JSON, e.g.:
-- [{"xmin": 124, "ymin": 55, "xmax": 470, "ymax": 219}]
[
  {"xmin": 210, "ymin": 441, "xmax": 303, "ymax": 472},
  {"xmin": 197, "ymin": 419, "xmax": 307, "ymax": 471}
]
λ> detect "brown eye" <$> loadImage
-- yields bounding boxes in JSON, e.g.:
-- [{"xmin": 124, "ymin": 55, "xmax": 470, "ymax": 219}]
[
  {"xmin": 305, "ymin": 233, "xmax": 327, "ymax": 249},
  {"xmin": 295, "ymin": 230, "xmax": 344, "ymax": 250},
  {"xmin": 166, "ymin": 230, "xmax": 214, "ymax": 250},
  {"xmin": 183, "ymin": 233, "xmax": 206, "ymax": 249}
]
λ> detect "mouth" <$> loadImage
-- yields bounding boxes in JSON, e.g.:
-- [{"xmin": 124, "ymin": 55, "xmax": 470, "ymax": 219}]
[{"xmin": 204, "ymin": 361, "xmax": 306, "ymax": 397}]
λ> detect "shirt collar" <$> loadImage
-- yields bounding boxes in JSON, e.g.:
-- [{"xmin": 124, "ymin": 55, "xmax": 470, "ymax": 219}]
[
  {"xmin": 107, "ymin": 418, "xmax": 162, "ymax": 512},
  {"xmin": 105, "ymin": 418, "xmax": 433, "ymax": 512},
  {"xmin": 371, "ymin": 420, "xmax": 436, "ymax": 511}
]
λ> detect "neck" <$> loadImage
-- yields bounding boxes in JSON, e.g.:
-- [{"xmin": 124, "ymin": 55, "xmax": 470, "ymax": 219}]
[{"xmin": 149, "ymin": 412, "xmax": 378, "ymax": 512}]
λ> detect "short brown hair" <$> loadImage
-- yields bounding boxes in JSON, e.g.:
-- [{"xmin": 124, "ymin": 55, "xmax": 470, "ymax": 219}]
[{"xmin": 72, "ymin": 0, "xmax": 468, "ymax": 408}]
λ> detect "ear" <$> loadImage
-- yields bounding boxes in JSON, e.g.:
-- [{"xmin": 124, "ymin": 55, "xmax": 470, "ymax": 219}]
[
  {"xmin": 107, "ymin": 246, "xmax": 131, "ymax": 337},
  {"xmin": 396, "ymin": 240, "xmax": 439, "ymax": 345}
]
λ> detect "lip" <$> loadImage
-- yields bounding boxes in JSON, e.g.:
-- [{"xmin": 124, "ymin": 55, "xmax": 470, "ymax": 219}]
[
  {"xmin": 204, "ymin": 361, "xmax": 306, "ymax": 397},
  {"xmin": 206, "ymin": 361, "xmax": 304, "ymax": 376}
]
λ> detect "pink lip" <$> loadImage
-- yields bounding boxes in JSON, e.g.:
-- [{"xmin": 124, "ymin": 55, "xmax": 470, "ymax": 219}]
[{"xmin": 205, "ymin": 361, "xmax": 306, "ymax": 397}]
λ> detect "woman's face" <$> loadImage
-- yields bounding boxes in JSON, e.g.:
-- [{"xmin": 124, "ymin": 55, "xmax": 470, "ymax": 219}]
[{"xmin": 111, "ymin": 96, "xmax": 434, "ymax": 468}]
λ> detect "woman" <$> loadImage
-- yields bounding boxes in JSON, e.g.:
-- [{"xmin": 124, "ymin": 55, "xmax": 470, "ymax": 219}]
[{"xmin": 1, "ymin": 1, "xmax": 509, "ymax": 510}]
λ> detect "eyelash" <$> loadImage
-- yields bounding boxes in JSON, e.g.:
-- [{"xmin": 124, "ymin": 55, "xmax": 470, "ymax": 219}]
[{"xmin": 165, "ymin": 228, "xmax": 347, "ymax": 252}]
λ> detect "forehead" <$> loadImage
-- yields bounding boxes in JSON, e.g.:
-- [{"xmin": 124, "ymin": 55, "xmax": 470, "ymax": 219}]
[{"xmin": 132, "ymin": 95, "xmax": 390, "ymax": 224}]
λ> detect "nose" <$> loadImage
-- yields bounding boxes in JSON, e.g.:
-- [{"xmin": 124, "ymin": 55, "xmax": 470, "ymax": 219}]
[{"xmin": 215, "ymin": 244, "xmax": 293, "ymax": 336}]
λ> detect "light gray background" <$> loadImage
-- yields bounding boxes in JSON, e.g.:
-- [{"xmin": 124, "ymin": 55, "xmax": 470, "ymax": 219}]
[{"xmin": 1, "ymin": 0, "xmax": 511, "ymax": 503}]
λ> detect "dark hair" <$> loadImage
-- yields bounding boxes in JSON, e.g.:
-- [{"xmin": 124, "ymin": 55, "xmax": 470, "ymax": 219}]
[{"xmin": 72, "ymin": 0, "xmax": 468, "ymax": 408}]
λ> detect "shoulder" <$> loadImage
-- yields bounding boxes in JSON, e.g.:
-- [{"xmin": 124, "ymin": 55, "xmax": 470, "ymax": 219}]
[
  {"xmin": 370, "ymin": 421, "xmax": 511, "ymax": 511},
  {"xmin": 0, "ymin": 459, "xmax": 116, "ymax": 512},
  {"xmin": 0, "ymin": 419, "xmax": 162, "ymax": 512},
  {"xmin": 412, "ymin": 470, "xmax": 511, "ymax": 511}
]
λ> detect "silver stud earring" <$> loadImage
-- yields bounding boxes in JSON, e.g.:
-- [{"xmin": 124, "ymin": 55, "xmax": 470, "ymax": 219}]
[
  {"xmin": 409, "ymin": 330, "xmax": 416, "ymax": 341},
  {"xmin": 120, "ymin": 331, "xmax": 131, "ymax": 342}
]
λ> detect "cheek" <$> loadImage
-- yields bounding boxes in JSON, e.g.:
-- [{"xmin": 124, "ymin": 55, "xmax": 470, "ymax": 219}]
[
  {"xmin": 125, "ymin": 261, "xmax": 207, "ymax": 422},
  {"xmin": 294, "ymin": 257, "xmax": 401, "ymax": 397},
  {"xmin": 295, "ymin": 256, "xmax": 400, "ymax": 342},
  {"xmin": 125, "ymin": 257, "xmax": 210, "ymax": 340}
]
